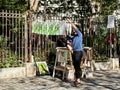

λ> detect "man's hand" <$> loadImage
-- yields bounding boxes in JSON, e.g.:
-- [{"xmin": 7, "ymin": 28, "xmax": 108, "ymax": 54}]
[
  {"xmin": 66, "ymin": 19, "xmax": 72, "ymax": 23},
  {"xmin": 67, "ymin": 44, "xmax": 73, "ymax": 53},
  {"xmin": 66, "ymin": 19, "xmax": 77, "ymax": 30}
]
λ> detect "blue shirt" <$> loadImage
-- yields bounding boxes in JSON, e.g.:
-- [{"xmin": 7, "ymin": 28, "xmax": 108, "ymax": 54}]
[{"xmin": 67, "ymin": 28, "xmax": 83, "ymax": 51}]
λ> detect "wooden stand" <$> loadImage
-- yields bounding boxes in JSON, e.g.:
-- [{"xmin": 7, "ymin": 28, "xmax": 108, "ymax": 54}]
[
  {"xmin": 81, "ymin": 47, "xmax": 94, "ymax": 78},
  {"xmin": 52, "ymin": 47, "xmax": 73, "ymax": 80}
]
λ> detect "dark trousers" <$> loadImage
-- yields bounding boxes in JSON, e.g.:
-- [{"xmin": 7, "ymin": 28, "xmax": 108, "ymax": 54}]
[{"xmin": 72, "ymin": 51, "xmax": 83, "ymax": 79}]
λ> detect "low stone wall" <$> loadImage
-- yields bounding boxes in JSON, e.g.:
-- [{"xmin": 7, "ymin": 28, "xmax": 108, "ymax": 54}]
[
  {"xmin": 94, "ymin": 58, "xmax": 119, "ymax": 71},
  {"xmin": 0, "ymin": 63, "xmax": 36, "ymax": 79}
]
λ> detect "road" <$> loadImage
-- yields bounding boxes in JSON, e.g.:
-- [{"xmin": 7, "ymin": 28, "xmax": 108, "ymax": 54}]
[{"xmin": 0, "ymin": 70, "xmax": 120, "ymax": 90}]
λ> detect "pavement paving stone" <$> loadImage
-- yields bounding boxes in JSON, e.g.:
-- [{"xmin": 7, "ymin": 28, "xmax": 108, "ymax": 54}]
[{"xmin": 0, "ymin": 70, "xmax": 120, "ymax": 90}]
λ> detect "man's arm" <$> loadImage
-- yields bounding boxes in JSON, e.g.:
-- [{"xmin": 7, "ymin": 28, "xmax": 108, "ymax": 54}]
[
  {"xmin": 67, "ymin": 19, "xmax": 82, "ymax": 36},
  {"xmin": 67, "ymin": 19, "xmax": 77, "ymax": 31}
]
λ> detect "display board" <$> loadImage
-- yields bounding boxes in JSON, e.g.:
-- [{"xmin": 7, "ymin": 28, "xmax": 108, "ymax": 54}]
[
  {"xmin": 36, "ymin": 61, "xmax": 49, "ymax": 75},
  {"xmin": 32, "ymin": 20, "xmax": 72, "ymax": 35}
]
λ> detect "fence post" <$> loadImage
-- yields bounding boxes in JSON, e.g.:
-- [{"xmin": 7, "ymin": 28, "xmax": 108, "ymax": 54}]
[
  {"xmin": 24, "ymin": 13, "xmax": 28, "ymax": 62},
  {"xmin": 29, "ymin": 11, "xmax": 34, "ymax": 62}
]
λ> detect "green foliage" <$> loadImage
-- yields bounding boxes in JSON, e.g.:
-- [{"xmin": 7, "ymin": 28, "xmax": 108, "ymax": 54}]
[
  {"xmin": 0, "ymin": 35, "xmax": 7, "ymax": 48},
  {"xmin": 87, "ymin": 16, "xmax": 108, "ymax": 61},
  {"xmin": 0, "ymin": 0, "xmax": 29, "ymax": 12},
  {"xmin": 0, "ymin": 49, "xmax": 24, "ymax": 68},
  {"xmin": 96, "ymin": 0, "xmax": 119, "ymax": 15},
  {"xmin": 0, "ymin": 0, "xmax": 119, "ymax": 16},
  {"xmin": 0, "ymin": 35, "xmax": 24, "ymax": 68}
]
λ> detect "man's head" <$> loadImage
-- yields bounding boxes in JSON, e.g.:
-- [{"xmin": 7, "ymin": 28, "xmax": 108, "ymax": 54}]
[
  {"xmin": 71, "ymin": 30, "xmax": 77, "ymax": 35},
  {"xmin": 76, "ymin": 24, "xmax": 80, "ymax": 30}
]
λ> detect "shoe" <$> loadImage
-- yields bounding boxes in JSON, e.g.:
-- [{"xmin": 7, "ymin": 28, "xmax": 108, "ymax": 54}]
[{"xmin": 74, "ymin": 81, "xmax": 81, "ymax": 87}]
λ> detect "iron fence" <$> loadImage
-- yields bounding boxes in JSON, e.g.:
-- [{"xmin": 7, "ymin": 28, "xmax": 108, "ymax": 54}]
[
  {"xmin": 0, "ymin": 10, "xmax": 118, "ymax": 68},
  {"xmin": 0, "ymin": 10, "xmax": 26, "ymax": 67}
]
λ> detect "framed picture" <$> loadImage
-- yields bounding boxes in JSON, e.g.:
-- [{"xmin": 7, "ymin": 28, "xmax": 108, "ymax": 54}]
[{"xmin": 36, "ymin": 61, "xmax": 49, "ymax": 75}]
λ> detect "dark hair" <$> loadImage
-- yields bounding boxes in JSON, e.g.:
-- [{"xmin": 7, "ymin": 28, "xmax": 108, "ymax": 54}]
[
  {"xmin": 56, "ymin": 38, "xmax": 67, "ymax": 47},
  {"xmin": 76, "ymin": 24, "xmax": 80, "ymax": 30}
]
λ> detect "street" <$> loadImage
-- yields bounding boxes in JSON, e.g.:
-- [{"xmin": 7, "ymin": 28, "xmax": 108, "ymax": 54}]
[{"xmin": 0, "ymin": 70, "xmax": 120, "ymax": 90}]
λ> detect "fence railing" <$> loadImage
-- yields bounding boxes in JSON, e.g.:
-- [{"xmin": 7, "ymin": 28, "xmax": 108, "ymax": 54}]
[
  {"xmin": 0, "ymin": 10, "xmax": 26, "ymax": 67},
  {"xmin": 0, "ymin": 10, "xmax": 116, "ymax": 68}
]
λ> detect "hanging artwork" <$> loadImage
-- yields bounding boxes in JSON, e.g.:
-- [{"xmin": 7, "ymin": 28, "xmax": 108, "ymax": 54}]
[{"xmin": 32, "ymin": 20, "xmax": 71, "ymax": 35}]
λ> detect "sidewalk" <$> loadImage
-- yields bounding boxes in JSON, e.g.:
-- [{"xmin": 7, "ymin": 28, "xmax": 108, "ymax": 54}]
[{"xmin": 0, "ymin": 70, "xmax": 120, "ymax": 90}]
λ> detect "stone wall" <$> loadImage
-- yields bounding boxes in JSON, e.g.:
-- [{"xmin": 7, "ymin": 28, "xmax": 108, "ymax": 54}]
[
  {"xmin": 94, "ymin": 58, "xmax": 119, "ymax": 70},
  {"xmin": 0, "ymin": 63, "xmax": 36, "ymax": 79}
]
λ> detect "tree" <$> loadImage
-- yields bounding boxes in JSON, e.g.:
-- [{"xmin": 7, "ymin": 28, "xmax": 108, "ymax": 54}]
[
  {"xmin": 36, "ymin": 0, "xmax": 119, "ymax": 17},
  {"xmin": 92, "ymin": 0, "xmax": 119, "ymax": 15},
  {"xmin": 0, "ymin": 0, "xmax": 119, "ymax": 16},
  {"xmin": 0, "ymin": 0, "xmax": 28, "ymax": 12}
]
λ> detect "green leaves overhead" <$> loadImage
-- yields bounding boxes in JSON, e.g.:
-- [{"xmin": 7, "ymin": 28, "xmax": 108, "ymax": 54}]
[
  {"xmin": 0, "ymin": 0, "xmax": 28, "ymax": 12},
  {"xmin": 37, "ymin": 0, "xmax": 92, "ymax": 17},
  {"xmin": 93, "ymin": 0, "xmax": 119, "ymax": 15},
  {"xmin": 0, "ymin": 0, "xmax": 119, "ymax": 16}
]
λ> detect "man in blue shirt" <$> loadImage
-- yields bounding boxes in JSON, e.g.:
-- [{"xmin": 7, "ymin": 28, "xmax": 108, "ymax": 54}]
[{"xmin": 67, "ymin": 19, "xmax": 83, "ymax": 87}]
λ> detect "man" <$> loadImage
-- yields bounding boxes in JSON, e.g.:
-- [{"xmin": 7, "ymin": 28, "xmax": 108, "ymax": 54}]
[{"xmin": 66, "ymin": 19, "xmax": 83, "ymax": 87}]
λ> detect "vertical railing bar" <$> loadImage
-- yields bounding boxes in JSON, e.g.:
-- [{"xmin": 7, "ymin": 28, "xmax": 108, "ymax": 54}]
[
  {"xmin": 21, "ymin": 16, "xmax": 24, "ymax": 62},
  {"xmin": 8, "ymin": 10, "xmax": 11, "ymax": 58},
  {"xmin": 40, "ymin": 34, "xmax": 42, "ymax": 59},
  {"xmin": 7, "ymin": 10, "xmax": 9, "ymax": 59},
  {"xmin": 15, "ymin": 11, "xmax": 17, "ymax": 55},
  {"xmin": 1, "ymin": 10, "xmax": 4, "ymax": 61},
  {"xmin": 17, "ymin": 11, "xmax": 21, "ymax": 60},
  {"xmin": 11, "ymin": 11, "xmax": 14, "ymax": 56},
  {"xmin": 36, "ymin": 33, "xmax": 39, "ymax": 59},
  {"xmin": 36, "ymin": 22, "xmax": 39, "ymax": 59},
  {"xmin": 41, "ymin": 35, "xmax": 44, "ymax": 59},
  {"xmin": 22, "ymin": 14, "xmax": 24, "ymax": 62},
  {"xmin": 49, "ymin": 17, "xmax": 52, "ymax": 49},
  {"xmin": 11, "ymin": 10, "xmax": 14, "ymax": 57},
  {"xmin": 5, "ymin": 10, "xmax": 8, "ymax": 59},
  {"xmin": 37, "ymin": 34, "xmax": 40, "ymax": 59},
  {"xmin": 21, "ymin": 13, "xmax": 24, "ymax": 62}
]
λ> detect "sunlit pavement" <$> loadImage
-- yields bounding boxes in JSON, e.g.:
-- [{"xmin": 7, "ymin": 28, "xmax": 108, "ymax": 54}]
[{"xmin": 0, "ymin": 70, "xmax": 120, "ymax": 90}]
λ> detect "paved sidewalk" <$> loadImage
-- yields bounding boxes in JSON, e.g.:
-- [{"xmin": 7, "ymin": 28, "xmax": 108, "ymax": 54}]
[{"xmin": 0, "ymin": 70, "xmax": 120, "ymax": 90}]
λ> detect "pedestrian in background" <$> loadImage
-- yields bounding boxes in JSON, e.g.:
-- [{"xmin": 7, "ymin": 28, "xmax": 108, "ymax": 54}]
[{"xmin": 105, "ymin": 30, "xmax": 115, "ymax": 57}]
